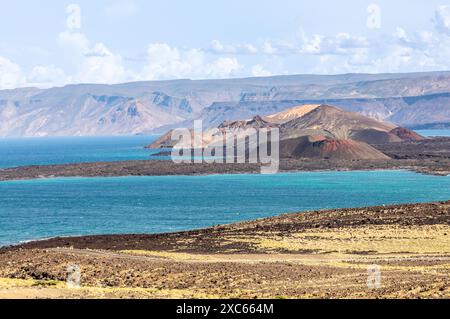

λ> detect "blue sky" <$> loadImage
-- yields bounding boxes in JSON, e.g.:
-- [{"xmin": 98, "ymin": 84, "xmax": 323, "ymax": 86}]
[{"xmin": 1, "ymin": 0, "xmax": 450, "ymax": 89}]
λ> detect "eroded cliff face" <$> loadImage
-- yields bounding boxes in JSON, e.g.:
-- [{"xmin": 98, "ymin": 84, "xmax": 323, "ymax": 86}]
[{"xmin": 1, "ymin": 72, "xmax": 450, "ymax": 137}]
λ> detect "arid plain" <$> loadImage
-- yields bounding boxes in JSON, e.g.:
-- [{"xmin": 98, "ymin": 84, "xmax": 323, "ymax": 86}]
[{"xmin": 1, "ymin": 201, "xmax": 448, "ymax": 299}]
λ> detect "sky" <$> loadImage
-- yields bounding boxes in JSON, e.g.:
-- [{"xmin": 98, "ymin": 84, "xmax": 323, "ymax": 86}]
[{"xmin": 1, "ymin": 0, "xmax": 450, "ymax": 89}]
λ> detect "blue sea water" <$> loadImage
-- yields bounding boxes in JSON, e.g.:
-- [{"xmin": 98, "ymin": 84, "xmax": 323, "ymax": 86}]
[
  {"xmin": 415, "ymin": 129, "xmax": 450, "ymax": 137},
  {"xmin": 0, "ymin": 135, "xmax": 161, "ymax": 168},
  {"xmin": 0, "ymin": 170, "xmax": 449, "ymax": 247},
  {"xmin": 0, "ymin": 131, "xmax": 448, "ymax": 169},
  {"xmin": 0, "ymin": 133, "xmax": 449, "ymax": 247}
]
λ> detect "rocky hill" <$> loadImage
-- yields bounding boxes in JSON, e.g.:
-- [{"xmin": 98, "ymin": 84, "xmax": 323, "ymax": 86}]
[
  {"xmin": 279, "ymin": 105, "xmax": 396, "ymax": 140},
  {"xmin": 263, "ymin": 104, "xmax": 321, "ymax": 124},
  {"xmin": 279, "ymin": 136, "xmax": 390, "ymax": 160},
  {"xmin": 148, "ymin": 104, "xmax": 425, "ymax": 160}
]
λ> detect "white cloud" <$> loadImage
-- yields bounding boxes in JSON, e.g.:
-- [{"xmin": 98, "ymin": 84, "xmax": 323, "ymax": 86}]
[
  {"xmin": 210, "ymin": 40, "xmax": 235, "ymax": 54},
  {"xmin": 209, "ymin": 32, "xmax": 370, "ymax": 59},
  {"xmin": 434, "ymin": 5, "xmax": 450, "ymax": 36},
  {"xmin": 6, "ymin": 5, "xmax": 450, "ymax": 90},
  {"xmin": 77, "ymin": 43, "xmax": 126, "ymax": 84},
  {"xmin": 27, "ymin": 65, "xmax": 68, "ymax": 87},
  {"xmin": 298, "ymin": 32, "xmax": 369, "ymax": 55},
  {"xmin": 297, "ymin": 34, "xmax": 322, "ymax": 54},
  {"xmin": 291, "ymin": 9, "xmax": 450, "ymax": 75},
  {"xmin": 394, "ymin": 27, "xmax": 434, "ymax": 50},
  {"xmin": 252, "ymin": 64, "xmax": 272, "ymax": 77},
  {"xmin": 0, "ymin": 56, "xmax": 23, "ymax": 89},
  {"xmin": 206, "ymin": 57, "xmax": 241, "ymax": 78},
  {"xmin": 58, "ymin": 28, "xmax": 128, "ymax": 84},
  {"xmin": 58, "ymin": 30, "xmax": 90, "ymax": 52},
  {"xmin": 141, "ymin": 43, "xmax": 242, "ymax": 80},
  {"xmin": 0, "ymin": 25, "xmax": 127, "ymax": 89},
  {"xmin": 0, "ymin": 56, "xmax": 71, "ymax": 89},
  {"xmin": 209, "ymin": 40, "xmax": 258, "ymax": 54},
  {"xmin": 308, "ymin": 37, "xmax": 443, "ymax": 75},
  {"xmin": 262, "ymin": 42, "xmax": 277, "ymax": 54},
  {"xmin": 394, "ymin": 27, "xmax": 408, "ymax": 42},
  {"xmin": 244, "ymin": 44, "xmax": 258, "ymax": 54},
  {"xmin": 142, "ymin": 43, "xmax": 199, "ymax": 80},
  {"xmin": 371, "ymin": 45, "xmax": 414, "ymax": 73}
]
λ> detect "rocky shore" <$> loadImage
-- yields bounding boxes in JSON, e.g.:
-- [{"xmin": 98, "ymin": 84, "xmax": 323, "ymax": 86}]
[
  {"xmin": 0, "ymin": 201, "xmax": 449, "ymax": 299},
  {"xmin": 0, "ymin": 157, "xmax": 449, "ymax": 182},
  {"xmin": 0, "ymin": 139, "xmax": 449, "ymax": 181}
]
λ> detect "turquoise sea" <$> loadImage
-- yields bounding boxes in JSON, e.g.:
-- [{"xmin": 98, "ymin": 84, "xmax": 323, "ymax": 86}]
[
  {"xmin": 0, "ymin": 171, "xmax": 449, "ymax": 247},
  {"xmin": 0, "ymin": 130, "xmax": 448, "ymax": 169},
  {"xmin": 0, "ymin": 135, "xmax": 160, "ymax": 168},
  {"xmin": 0, "ymin": 132, "xmax": 449, "ymax": 247},
  {"xmin": 415, "ymin": 129, "xmax": 450, "ymax": 137}
]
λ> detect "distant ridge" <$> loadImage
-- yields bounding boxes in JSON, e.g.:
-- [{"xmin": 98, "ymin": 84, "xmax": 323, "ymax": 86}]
[{"xmin": 2, "ymin": 71, "xmax": 450, "ymax": 137}]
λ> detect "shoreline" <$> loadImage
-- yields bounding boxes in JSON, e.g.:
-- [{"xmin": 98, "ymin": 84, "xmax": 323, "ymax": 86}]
[
  {"xmin": 1, "ymin": 200, "xmax": 449, "ymax": 298},
  {"xmin": 0, "ymin": 197, "xmax": 443, "ymax": 250},
  {"xmin": 0, "ymin": 138, "xmax": 449, "ymax": 181},
  {"xmin": 0, "ymin": 167, "xmax": 445, "ymax": 184},
  {"xmin": 0, "ymin": 202, "xmax": 426, "ymax": 252},
  {"xmin": 3, "ymin": 200, "xmax": 449, "ymax": 252},
  {"xmin": 0, "ymin": 158, "xmax": 449, "ymax": 183}
]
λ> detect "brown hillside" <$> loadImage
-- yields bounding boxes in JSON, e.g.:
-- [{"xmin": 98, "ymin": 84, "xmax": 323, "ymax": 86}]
[
  {"xmin": 264, "ymin": 104, "xmax": 321, "ymax": 124},
  {"xmin": 280, "ymin": 135, "xmax": 391, "ymax": 160},
  {"xmin": 390, "ymin": 127, "xmax": 426, "ymax": 141},
  {"xmin": 280, "ymin": 105, "xmax": 397, "ymax": 141}
]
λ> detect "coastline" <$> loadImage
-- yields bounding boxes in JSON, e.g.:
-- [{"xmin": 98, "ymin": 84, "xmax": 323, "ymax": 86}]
[
  {"xmin": 0, "ymin": 157, "xmax": 449, "ymax": 183},
  {"xmin": 1, "ymin": 199, "xmax": 448, "ymax": 250},
  {"xmin": 1, "ymin": 200, "xmax": 449, "ymax": 299},
  {"xmin": 1, "ymin": 138, "xmax": 449, "ymax": 181},
  {"xmin": 0, "ymin": 138, "xmax": 449, "ymax": 298},
  {"xmin": 1, "ymin": 190, "xmax": 449, "ymax": 249},
  {"xmin": 2, "ymin": 173, "xmax": 450, "ymax": 250}
]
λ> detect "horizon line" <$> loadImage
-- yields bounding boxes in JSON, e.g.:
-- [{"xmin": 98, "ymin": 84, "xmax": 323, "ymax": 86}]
[{"xmin": 3, "ymin": 69, "xmax": 450, "ymax": 92}]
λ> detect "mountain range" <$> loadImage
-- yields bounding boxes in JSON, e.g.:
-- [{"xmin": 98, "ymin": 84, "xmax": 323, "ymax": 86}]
[{"xmin": 1, "ymin": 71, "xmax": 450, "ymax": 137}]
